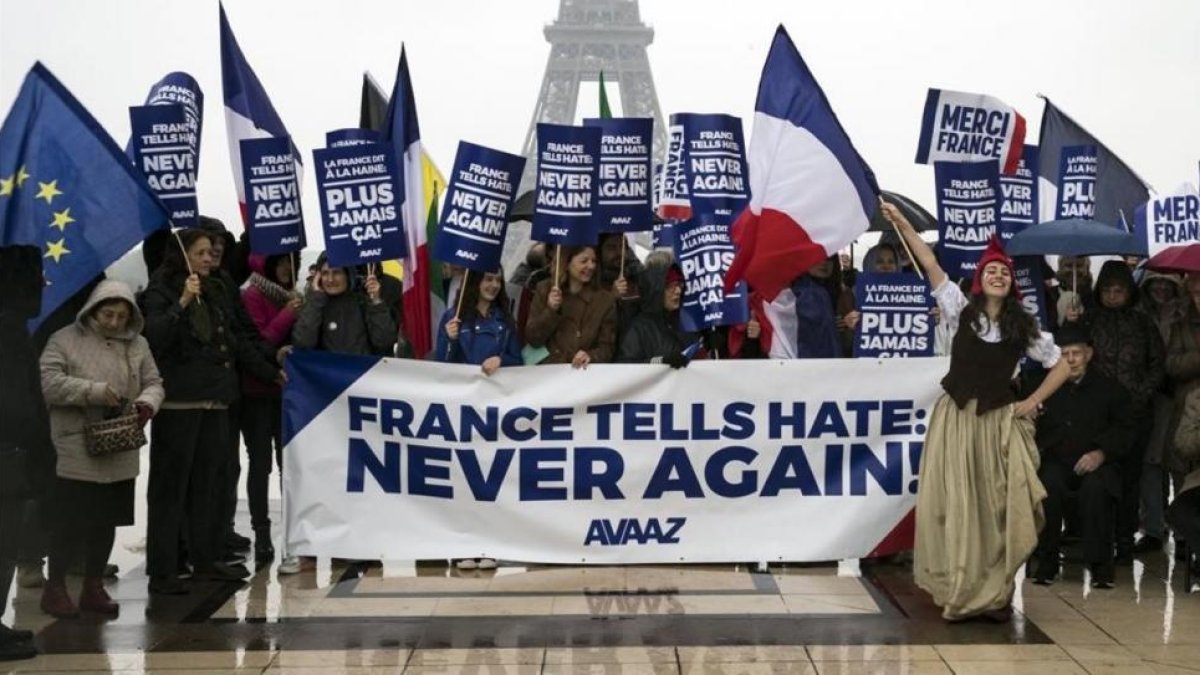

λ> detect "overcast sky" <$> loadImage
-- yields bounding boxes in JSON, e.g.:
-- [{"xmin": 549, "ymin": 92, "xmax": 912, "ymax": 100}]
[{"xmin": 3, "ymin": 0, "xmax": 1199, "ymax": 246}]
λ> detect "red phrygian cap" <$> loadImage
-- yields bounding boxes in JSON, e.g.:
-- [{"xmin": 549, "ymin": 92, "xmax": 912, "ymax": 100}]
[{"xmin": 970, "ymin": 235, "xmax": 1022, "ymax": 299}]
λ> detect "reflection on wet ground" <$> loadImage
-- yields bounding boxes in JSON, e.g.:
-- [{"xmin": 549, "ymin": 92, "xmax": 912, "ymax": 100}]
[{"xmin": 3, "ymin": 495, "xmax": 1198, "ymax": 673}]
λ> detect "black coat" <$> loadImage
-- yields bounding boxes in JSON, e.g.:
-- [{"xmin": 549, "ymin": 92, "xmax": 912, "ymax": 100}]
[
  {"xmin": 1027, "ymin": 368, "xmax": 1134, "ymax": 465},
  {"xmin": 617, "ymin": 265, "xmax": 697, "ymax": 363},
  {"xmin": 141, "ymin": 268, "xmax": 279, "ymax": 404}
]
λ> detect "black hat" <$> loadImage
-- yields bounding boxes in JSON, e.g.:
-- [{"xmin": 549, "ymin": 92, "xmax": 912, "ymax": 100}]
[{"xmin": 1055, "ymin": 322, "xmax": 1092, "ymax": 347}]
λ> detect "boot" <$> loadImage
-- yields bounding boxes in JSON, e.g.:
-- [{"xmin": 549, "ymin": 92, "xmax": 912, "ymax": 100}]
[
  {"xmin": 39, "ymin": 581, "xmax": 79, "ymax": 619},
  {"xmin": 254, "ymin": 527, "xmax": 275, "ymax": 564},
  {"xmin": 78, "ymin": 577, "xmax": 118, "ymax": 615}
]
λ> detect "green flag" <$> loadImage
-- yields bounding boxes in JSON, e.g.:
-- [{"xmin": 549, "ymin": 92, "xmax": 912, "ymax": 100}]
[
  {"xmin": 599, "ymin": 71, "xmax": 613, "ymax": 119},
  {"xmin": 426, "ymin": 182, "xmax": 445, "ymax": 305}
]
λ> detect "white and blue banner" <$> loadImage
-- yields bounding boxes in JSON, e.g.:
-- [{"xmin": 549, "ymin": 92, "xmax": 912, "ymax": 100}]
[
  {"xmin": 327, "ymin": 128, "xmax": 382, "ymax": 148},
  {"xmin": 676, "ymin": 113, "xmax": 750, "ymax": 219},
  {"xmin": 282, "ymin": 352, "xmax": 944, "ymax": 562},
  {"xmin": 583, "ymin": 117, "xmax": 654, "ymax": 233},
  {"xmin": 653, "ymin": 220, "xmax": 677, "ymax": 250},
  {"xmin": 533, "ymin": 123, "xmax": 600, "ymax": 245},
  {"xmin": 998, "ymin": 145, "xmax": 1038, "ymax": 242},
  {"xmin": 672, "ymin": 216, "xmax": 749, "ymax": 331},
  {"xmin": 914, "ymin": 88, "xmax": 1026, "ymax": 174},
  {"xmin": 129, "ymin": 104, "xmax": 198, "ymax": 227},
  {"xmin": 656, "ymin": 121, "xmax": 691, "ymax": 222},
  {"xmin": 1013, "ymin": 258, "xmax": 1049, "ymax": 330},
  {"xmin": 1055, "ymin": 144, "xmax": 1097, "ymax": 220},
  {"xmin": 434, "ymin": 141, "xmax": 526, "ymax": 273},
  {"xmin": 934, "ymin": 160, "xmax": 1000, "ymax": 280},
  {"xmin": 314, "ymin": 141, "xmax": 404, "ymax": 267},
  {"xmin": 240, "ymin": 136, "xmax": 305, "ymax": 254},
  {"xmin": 1134, "ymin": 184, "xmax": 1200, "ymax": 258},
  {"xmin": 853, "ymin": 274, "xmax": 934, "ymax": 358}
]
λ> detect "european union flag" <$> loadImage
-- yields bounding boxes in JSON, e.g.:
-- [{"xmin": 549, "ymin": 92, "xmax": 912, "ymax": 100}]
[{"xmin": 0, "ymin": 63, "xmax": 170, "ymax": 329}]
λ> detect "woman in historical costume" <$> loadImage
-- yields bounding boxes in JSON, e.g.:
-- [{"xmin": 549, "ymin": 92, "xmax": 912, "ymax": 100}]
[{"xmin": 885, "ymin": 202, "xmax": 1071, "ymax": 621}]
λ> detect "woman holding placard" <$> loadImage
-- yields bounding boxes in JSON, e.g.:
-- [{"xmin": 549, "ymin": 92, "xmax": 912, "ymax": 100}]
[
  {"xmin": 525, "ymin": 246, "xmax": 617, "ymax": 368},
  {"xmin": 884, "ymin": 201, "xmax": 1071, "ymax": 622},
  {"xmin": 437, "ymin": 268, "xmax": 522, "ymax": 376}
]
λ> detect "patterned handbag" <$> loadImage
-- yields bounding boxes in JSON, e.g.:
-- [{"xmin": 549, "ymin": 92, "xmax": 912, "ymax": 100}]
[{"xmin": 84, "ymin": 399, "xmax": 145, "ymax": 457}]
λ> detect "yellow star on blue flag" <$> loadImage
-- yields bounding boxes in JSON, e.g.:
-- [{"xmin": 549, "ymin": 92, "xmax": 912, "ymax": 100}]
[{"xmin": 0, "ymin": 62, "xmax": 170, "ymax": 328}]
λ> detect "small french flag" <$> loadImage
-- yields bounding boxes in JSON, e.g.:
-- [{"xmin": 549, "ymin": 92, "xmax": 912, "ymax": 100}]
[
  {"xmin": 724, "ymin": 26, "xmax": 879, "ymax": 301},
  {"xmin": 219, "ymin": 2, "xmax": 301, "ymax": 225}
]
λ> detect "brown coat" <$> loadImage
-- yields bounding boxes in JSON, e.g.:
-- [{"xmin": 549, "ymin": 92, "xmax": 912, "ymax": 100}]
[{"xmin": 525, "ymin": 279, "xmax": 617, "ymax": 365}]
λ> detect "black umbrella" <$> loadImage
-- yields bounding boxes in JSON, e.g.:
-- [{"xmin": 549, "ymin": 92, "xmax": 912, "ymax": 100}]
[{"xmin": 870, "ymin": 190, "xmax": 934, "ymax": 232}]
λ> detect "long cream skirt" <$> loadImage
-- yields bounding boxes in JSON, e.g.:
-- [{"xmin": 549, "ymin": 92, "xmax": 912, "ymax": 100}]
[{"xmin": 913, "ymin": 395, "xmax": 1046, "ymax": 620}]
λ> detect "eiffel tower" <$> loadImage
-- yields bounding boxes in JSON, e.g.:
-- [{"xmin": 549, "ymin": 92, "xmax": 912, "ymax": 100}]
[{"xmin": 518, "ymin": 0, "xmax": 668, "ymax": 192}]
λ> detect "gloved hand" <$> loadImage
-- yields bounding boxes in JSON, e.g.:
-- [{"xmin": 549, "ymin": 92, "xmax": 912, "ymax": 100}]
[
  {"xmin": 662, "ymin": 352, "xmax": 690, "ymax": 369},
  {"xmin": 134, "ymin": 402, "xmax": 154, "ymax": 427}
]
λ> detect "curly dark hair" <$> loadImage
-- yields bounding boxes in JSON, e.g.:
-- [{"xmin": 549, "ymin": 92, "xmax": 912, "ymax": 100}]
[{"xmin": 961, "ymin": 293, "xmax": 1039, "ymax": 348}]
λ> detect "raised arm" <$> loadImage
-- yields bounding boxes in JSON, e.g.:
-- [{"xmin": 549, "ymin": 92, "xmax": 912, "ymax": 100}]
[{"xmin": 880, "ymin": 201, "xmax": 946, "ymax": 290}]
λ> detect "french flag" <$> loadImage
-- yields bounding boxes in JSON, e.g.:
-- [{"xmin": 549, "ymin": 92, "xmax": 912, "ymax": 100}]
[
  {"xmin": 724, "ymin": 26, "xmax": 879, "ymax": 301},
  {"xmin": 380, "ymin": 48, "xmax": 432, "ymax": 359},
  {"xmin": 219, "ymin": 3, "xmax": 300, "ymax": 225}
]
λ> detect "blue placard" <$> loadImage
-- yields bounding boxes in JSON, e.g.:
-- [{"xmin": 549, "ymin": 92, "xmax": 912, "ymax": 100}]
[
  {"xmin": 313, "ymin": 142, "xmax": 405, "ymax": 268},
  {"xmin": 129, "ymin": 104, "xmax": 199, "ymax": 227},
  {"xmin": 327, "ymin": 128, "xmax": 382, "ymax": 148},
  {"xmin": 582, "ymin": 117, "xmax": 654, "ymax": 233},
  {"xmin": 1013, "ymin": 258, "xmax": 1049, "ymax": 330},
  {"xmin": 934, "ymin": 160, "xmax": 1000, "ymax": 280},
  {"xmin": 676, "ymin": 113, "xmax": 750, "ymax": 219},
  {"xmin": 672, "ymin": 215, "xmax": 749, "ymax": 331},
  {"xmin": 1056, "ymin": 144, "xmax": 1097, "ymax": 220},
  {"xmin": 240, "ymin": 136, "xmax": 305, "ymax": 254},
  {"xmin": 532, "ymin": 123, "xmax": 600, "ymax": 245},
  {"xmin": 853, "ymin": 273, "xmax": 935, "ymax": 358},
  {"xmin": 656, "ymin": 120, "xmax": 691, "ymax": 221},
  {"xmin": 434, "ymin": 141, "xmax": 526, "ymax": 273},
  {"xmin": 653, "ymin": 219, "xmax": 677, "ymax": 250},
  {"xmin": 999, "ymin": 145, "xmax": 1038, "ymax": 241}
]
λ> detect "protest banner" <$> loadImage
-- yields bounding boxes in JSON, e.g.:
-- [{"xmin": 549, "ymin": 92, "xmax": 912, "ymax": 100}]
[
  {"xmin": 1134, "ymin": 184, "xmax": 1200, "ymax": 258},
  {"xmin": 672, "ymin": 216, "xmax": 749, "ymax": 331},
  {"xmin": 656, "ymin": 121, "xmax": 691, "ymax": 222},
  {"xmin": 853, "ymin": 273, "xmax": 934, "ymax": 358},
  {"xmin": 1013, "ymin": 258, "xmax": 1049, "ymax": 330},
  {"xmin": 283, "ymin": 352, "xmax": 944, "ymax": 563},
  {"xmin": 934, "ymin": 160, "xmax": 999, "ymax": 279},
  {"xmin": 583, "ymin": 117, "xmax": 654, "ymax": 232},
  {"xmin": 129, "ymin": 104, "xmax": 198, "ymax": 227},
  {"xmin": 914, "ymin": 88, "xmax": 1026, "ymax": 174},
  {"xmin": 998, "ymin": 145, "xmax": 1039, "ymax": 242},
  {"xmin": 313, "ymin": 141, "xmax": 404, "ymax": 267},
  {"xmin": 327, "ymin": 128, "xmax": 383, "ymax": 148},
  {"xmin": 434, "ymin": 141, "xmax": 525, "ymax": 273},
  {"xmin": 675, "ymin": 113, "xmax": 750, "ymax": 219},
  {"xmin": 1056, "ymin": 145, "xmax": 1098, "ymax": 220},
  {"xmin": 532, "ymin": 123, "xmax": 600, "ymax": 246},
  {"xmin": 240, "ymin": 136, "xmax": 305, "ymax": 254}
]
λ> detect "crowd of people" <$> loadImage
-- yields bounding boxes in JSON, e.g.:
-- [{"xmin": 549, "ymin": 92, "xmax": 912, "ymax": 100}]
[{"xmin": 2, "ymin": 209, "xmax": 1200, "ymax": 659}]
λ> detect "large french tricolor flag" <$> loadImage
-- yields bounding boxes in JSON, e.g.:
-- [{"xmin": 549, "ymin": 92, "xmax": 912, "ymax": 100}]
[
  {"xmin": 219, "ymin": 3, "xmax": 300, "ymax": 225},
  {"xmin": 725, "ymin": 26, "xmax": 879, "ymax": 301},
  {"xmin": 380, "ymin": 48, "xmax": 432, "ymax": 359}
]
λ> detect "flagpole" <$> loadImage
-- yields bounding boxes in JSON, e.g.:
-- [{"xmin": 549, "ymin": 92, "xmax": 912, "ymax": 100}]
[
  {"xmin": 879, "ymin": 198, "xmax": 924, "ymax": 281},
  {"xmin": 553, "ymin": 245, "xmax": 562, "ymax": 289},
  {"xmin": 172, "ymin": 226, "xmax": 202, "ymax": 305},
  {"xmin": 454, "ymin": 269, "xmax": 469, "ymax": 321}
]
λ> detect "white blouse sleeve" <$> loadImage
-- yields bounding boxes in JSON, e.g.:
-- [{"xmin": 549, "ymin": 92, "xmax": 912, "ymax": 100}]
[
  {"xmin": 1027, "ymin": 330, "xmax": 1061, "ymax": 368},
  {"xmin": 931, "ymin": 279, "xmax": 967, "ymax": 334}
]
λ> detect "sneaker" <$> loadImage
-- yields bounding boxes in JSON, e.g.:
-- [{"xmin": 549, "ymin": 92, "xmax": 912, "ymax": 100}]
[
  {"xmin": 477, "ymin": 558, "xmax": 498, "ymax": 570},
  {"xmin": 1090, "ymin": 562, "xmax": 1116, "ymax": 589},
  {"xmin": 278, "ymin": 556, "xmax": 301, "ymax": 575},
  {"xmin": 1133, "ymin": 536, "xmax": 1164, "ymax": 555},
  {"xmin": 1030, "ymin": 559, "xmax": 1058, "ymax": 586},
  {"xmin": 16, "ymin": 565, "xmax": 45, "ymax": 589},
  {"xmin": 226, "ymin": 531, "xmax": 252, "ymax": 551},
  {"xmin": 148, "ymin": 576, "xmax": 188, "ymax": 595},
  {"xmin": 192, "ymin": 561, "xmax": 250, "ymax": 582},
  {"xmin": 0, "ymin": 632, "xmax": 36, "ymax": 662},
  {"xmin": 455, "ymin": 559, "xmax": 478, "ymax": 570}
]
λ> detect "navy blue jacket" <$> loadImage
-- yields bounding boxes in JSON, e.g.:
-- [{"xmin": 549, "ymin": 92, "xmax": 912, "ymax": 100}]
[{"xmin": 436, "ymin": 306, "xmax": 523, "ymax": 367}]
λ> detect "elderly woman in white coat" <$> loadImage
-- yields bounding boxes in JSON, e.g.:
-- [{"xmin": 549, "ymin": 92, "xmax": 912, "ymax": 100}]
[{"xmin": 38, "ymin": 280, "xmax": 163, "ymax": 619}]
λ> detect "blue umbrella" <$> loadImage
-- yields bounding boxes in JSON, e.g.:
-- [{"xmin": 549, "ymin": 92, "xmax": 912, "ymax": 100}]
[{"xmin": 1004, "ymin": 218, "xmax": 1145, "ymax": 257}]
